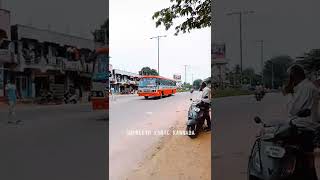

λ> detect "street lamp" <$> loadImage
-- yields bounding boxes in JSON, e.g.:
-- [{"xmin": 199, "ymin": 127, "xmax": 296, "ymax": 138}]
[
  {"xmin": 256, "ymin": 40, "xmax": 264, "ymax": 85},
  {"xmin": 150, "ymin": 35, "xmax": 167, "ymax": 76},
  {"xmin": 227, "ymin": 10, "xmax": 255, "ymax": 84}
]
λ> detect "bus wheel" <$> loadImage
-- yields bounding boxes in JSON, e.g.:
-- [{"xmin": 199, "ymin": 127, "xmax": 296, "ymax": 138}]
[{"xmin": 144, "ymin": 96, "xmax": 149, "ymax": 99}]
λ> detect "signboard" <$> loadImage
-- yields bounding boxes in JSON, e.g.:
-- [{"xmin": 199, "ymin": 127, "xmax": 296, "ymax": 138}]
[
  {"xmin": 173, "ymin": 74, "xmax": 181, "ymax": 81},
  {"xmin": 212, "ymin": 43, "xmax": 227, "ymax": 64},
  {"xmin": 63, "ymin": 61, "xmax": 80, "ymax": 71},
  {"xmin": 212, "ymin": 43, "xmax": 226, "ymax": 59},
  {"xmin": 0, "ymin": 49, "xmax": 11, "ymax": 63}
]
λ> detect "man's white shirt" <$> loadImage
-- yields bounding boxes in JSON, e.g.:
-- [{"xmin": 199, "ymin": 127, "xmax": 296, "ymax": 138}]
[{"xmin": 287, "ymin": 79, "xmax": 320, "ymax": 130}]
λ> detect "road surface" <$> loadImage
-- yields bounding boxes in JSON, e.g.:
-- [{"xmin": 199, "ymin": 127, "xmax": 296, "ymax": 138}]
[
  {"xmin": 109, "ymin": 92, "xmax": 193, "ymax": 180},
  {"xmin": 0, "ymin": 103, "xmax": 107, "ymax": 180},
  {"xmin": 212, "ymin": 93, "xmax": 320, "ymax": 179}
]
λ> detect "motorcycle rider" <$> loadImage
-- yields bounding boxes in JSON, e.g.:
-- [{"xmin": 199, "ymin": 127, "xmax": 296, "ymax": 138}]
[
  {"xmin": 282, "ymin": 64, "xmax": 320, "ymax": 179},
  {"xmin": 199, "ymin": 82, "xmax": 211, "ymax": 131}
]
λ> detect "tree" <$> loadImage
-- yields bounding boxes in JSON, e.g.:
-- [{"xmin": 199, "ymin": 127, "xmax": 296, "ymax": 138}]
[
  {"xmin": 192, "ymin": 79, "xmax": 203, "ymax": 89},
  {"xmin": 297, "ymin": 49, "xmax": 320, "ymax": 79},
  {"xmin": 92, "ymin": 19, "xmax": 109, "ymax": 45},
  {"xmin": 263, "ymin": 55, "xmax": 293, "ymax": 89},
  {"xmin": 139, "ymin": 67, "xmax": 159, "ymax": 76},
  {"xmin": 183, "ymin": 82, "xmax": 193, "ymax": 89},
  {"xmin": 152, "ymin": 0, "xmax": 211, "ymax": 36},
  {"xmin": 91, "ymin": 19, "xmax": 109, "ymax": 74},
  {"xmin": 226, "ymin": 64, "xmax": 242, "ymax": 87},
  {"xmin": 242, "ymin": 68, "xmax": 262, "ymax": 85}
]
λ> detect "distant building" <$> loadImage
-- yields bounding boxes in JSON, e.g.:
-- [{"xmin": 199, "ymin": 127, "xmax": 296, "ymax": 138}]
[
  {"xmin": 8, "ymin": 24, "xmax": 99, "ymax": 100},
  {"xmin": 109, "ymin": 67, "xmax": 140, "ymax": 94},
  {"xmin": 0, "ymin": 8, "xmax": 13, "ymax": 101}
]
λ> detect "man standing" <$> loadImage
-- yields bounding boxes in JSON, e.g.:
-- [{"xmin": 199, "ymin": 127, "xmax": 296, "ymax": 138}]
[
  {"xmin": 5, "ymin": 78, "xmax": 22, "ymax": 124},
  {"xmin": 199, "ymin": 82, "xmax": 212, "ymax": 131}
]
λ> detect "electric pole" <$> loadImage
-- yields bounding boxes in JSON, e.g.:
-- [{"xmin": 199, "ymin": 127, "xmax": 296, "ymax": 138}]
[
  {"xmin": 227, "ymin": 10, "xmax": 255, "ymax": 84},
  {"xmin": 150, "ymin": 35, "xmax": 167, "ymax": 76},
  {"xmin": 256, "ymin": 40, "xmax": 264, "ymax": 85},
  {"xmin": 184, "ymin": 65, "xmax": 188, "ymax": 85},
  {"xmin": 271, "ymin": 62, "xmax": 274, "ymax": 89}
]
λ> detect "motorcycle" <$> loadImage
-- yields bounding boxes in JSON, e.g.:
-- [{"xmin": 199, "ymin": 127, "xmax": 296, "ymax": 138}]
[
  {"xmin": 37, "ymin": 91, "xmax": 56, "ymax": 104},
  {"xmin": 186, "ymin": 99, "xmax": 209, "ymax": 139},
  {"xmin": 247, "ymin": 109, "xmax": 320, "ymax": 180},
  {"xmin": 255, "ymin": 92, "xmax": 263, "ymax": 101},
  {"xmin": 64, "ymin": 92, "xmax": 78, "ymax": 104}
]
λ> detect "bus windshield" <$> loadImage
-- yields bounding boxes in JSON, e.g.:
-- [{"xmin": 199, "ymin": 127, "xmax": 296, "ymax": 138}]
[{"xmin": 139, "ymin": 78, "xmax": 157, "ymax": 87}]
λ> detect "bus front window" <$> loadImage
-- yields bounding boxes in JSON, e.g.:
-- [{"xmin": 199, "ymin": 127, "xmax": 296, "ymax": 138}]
[{"xmin": 139, "ymin": 78, "xmax": 157, "ymax": 87}]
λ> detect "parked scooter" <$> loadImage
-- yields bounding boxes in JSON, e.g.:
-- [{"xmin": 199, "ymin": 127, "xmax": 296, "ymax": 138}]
[
  {"xmin": 247, "ymin": 109, "xmax": 320, "ymax": 180},
  {"xmin": 64, "ymin": 91, "xmax": 78, "ymax": 104},
  {"xmin": 38, "ymin": 90, "xmax": 54, "ymax": 104},
  {"xmin": 186, "ymin": 98, "xmax": 210, "ymax": 139}
]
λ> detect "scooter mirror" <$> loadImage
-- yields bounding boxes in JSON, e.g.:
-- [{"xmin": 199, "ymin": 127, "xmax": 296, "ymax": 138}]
[{"xmin": 254, "ymin": 116, "xmax": 262, "ymax": 124}]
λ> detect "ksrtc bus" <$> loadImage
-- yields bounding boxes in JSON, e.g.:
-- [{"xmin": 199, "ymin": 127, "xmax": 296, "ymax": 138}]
[
  {"xmin": 138, "ymin": 75, "xmax": 177, "ymax": 99},
  {"xmin": 91, "ymin": 47, "xmax": 108, "ymax": 110}
]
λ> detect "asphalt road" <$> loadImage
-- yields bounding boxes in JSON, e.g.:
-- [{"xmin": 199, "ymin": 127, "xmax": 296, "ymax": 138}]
[
  {"xmin": 212, "ymin": 92, "xmax": 320, "ymax": 179},
  {"xmin": 109, "ymin": 92, "xmax": 192, "ymax": 180},
  {"xmin": 0, "ymin": 103, "xmax": 107, "ymax": 180}
]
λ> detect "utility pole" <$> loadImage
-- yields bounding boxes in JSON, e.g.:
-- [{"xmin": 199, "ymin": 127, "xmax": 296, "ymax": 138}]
[
  {"xmin": 257, "ymin": 40, "xmax": 264, "ymax": 85},
  {"xmin": 227, "ymin": 10, "xmax": 255, "ymax": 85},
  {"xmin": 184, "ymin": 65, "xmax": 188, "ymax": 84},
  {"xmin": 271, "ymin": 62, "xmax": 274, "ymax": 89},
  {"xmin": 150, "ymin": 35, "xmax": 167, "ymax": 76}
]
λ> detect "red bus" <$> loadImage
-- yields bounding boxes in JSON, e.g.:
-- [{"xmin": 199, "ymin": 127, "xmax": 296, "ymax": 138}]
[
  {"xmin": 138, "ymin": 75, "xmax": 177, "ymax": 99},
  {"xmin": 91, "ymin": 47, "xmax": 109, "ymax": 110}
]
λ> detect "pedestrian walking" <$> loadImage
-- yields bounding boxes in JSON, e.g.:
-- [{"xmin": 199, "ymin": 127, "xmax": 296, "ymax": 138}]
[
  {"xmin": 5, "ymin": 78, "xmax": 22, "ymax": 125},
  {"xmin": 111, "ymin": 87, "xmax": 115, "ymax": 101}
]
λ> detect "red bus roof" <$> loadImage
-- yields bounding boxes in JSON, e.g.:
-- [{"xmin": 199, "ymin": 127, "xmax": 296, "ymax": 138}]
[{"xmin": 141, "ymin": 75, "xmax": 175, "ymax": 81}]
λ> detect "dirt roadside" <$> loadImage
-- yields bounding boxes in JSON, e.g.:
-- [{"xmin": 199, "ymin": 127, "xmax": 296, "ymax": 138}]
[{"xmin": 125, "ymin": 109, "xmax": 211, "ymax": 180}]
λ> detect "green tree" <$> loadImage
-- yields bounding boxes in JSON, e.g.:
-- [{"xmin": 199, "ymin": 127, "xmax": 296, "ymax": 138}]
[
  {"xmin": 183, "ymin": 82, "xmax": 193, "ymax": 89},
  {"xmin": 297, "ymin": 49, "xmax": 320, "ymax": 78},
  {"xmin": 91, "ymin": 19, "xmax": 109, "ymax": 73},
  {"xmin": 242, "ymin": 68, "xmax": 262, "ymax": 86},
  {"xmin": 152, "ymin": 0, "xmax": 211, "ymax": 36},
  {"xmin": 92, "ymin": 19, "xmax": 109, "ymax": 44},
  {"xmin": 226, "ymin": 64, "xmax": 241, "ymax": 87},
  {"xmin": 192, "ymin": 79, "xmax": 203, "ymax": 89},
  {"xmin": 263, "ymin": 55, "xmax": 293, "ymax": 89},
  {"xmin": 139, "ymin": 67, "xmax": 159, "ymax": 76}
]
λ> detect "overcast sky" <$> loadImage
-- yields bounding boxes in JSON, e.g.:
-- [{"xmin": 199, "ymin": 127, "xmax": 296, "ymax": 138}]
[
  {"xmin": 213, "ymin": 0, "xmax": 320, "ymax": 73},
  {"xmin": 110, "ymin": 0, "xmax": 211, "ymax": 83},
  {"xmin": 1, "ymin": 0, "xmax": 107, "ymax": 39}
]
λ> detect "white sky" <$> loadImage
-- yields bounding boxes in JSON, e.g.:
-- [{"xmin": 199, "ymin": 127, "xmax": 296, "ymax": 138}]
[{"xmin": 110, "ymin": 0, "xmax": 211, "ymax": 83}]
